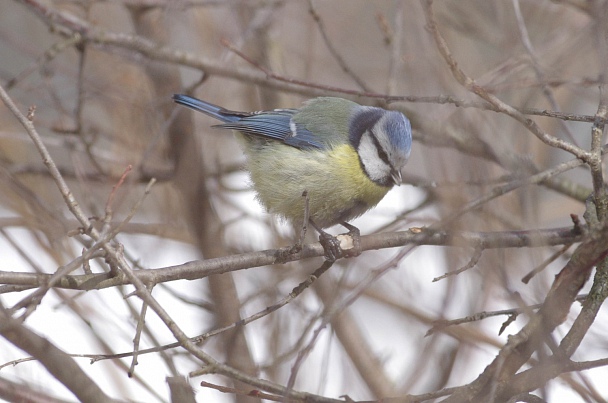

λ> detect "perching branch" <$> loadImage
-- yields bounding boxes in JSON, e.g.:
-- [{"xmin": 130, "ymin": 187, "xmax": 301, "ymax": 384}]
[{"xmin": 0, "ymin": 225, "xmax": 583, "ymax": 291}]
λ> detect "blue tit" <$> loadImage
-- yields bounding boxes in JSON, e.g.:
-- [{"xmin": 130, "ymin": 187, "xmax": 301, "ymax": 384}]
[{"xmin": 173, "ymin": 94, "xmax": 412, "ymax": 257}]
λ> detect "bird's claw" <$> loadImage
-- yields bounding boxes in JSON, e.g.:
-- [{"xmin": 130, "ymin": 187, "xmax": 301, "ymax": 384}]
[
  {"xmin": 311, "ymin": 220, "xmax": 362, "ymax": 262},
  {"xmin": 318, "ymin": 232, "xmax": 342, "ymax": 262}
]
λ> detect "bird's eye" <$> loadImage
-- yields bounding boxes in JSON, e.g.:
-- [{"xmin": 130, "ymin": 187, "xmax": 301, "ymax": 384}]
[
  {"xmin": 377, "ymin": 147, "xmax": 388, "ymax": 162},
  {"xmin": 371, "ymin": 130, "xmax": 390, "ymax": 164}
]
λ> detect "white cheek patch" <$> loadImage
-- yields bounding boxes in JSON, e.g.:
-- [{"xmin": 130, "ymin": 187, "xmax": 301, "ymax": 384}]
[{"xmin": 358, "ymin": 131, "xmax": 391, "ymax": 183}]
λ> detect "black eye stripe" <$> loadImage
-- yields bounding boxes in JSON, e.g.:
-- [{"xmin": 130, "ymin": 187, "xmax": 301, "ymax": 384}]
[{"xmin": 369, "ymin": 129, "xmax": 391, "ymax": 166}]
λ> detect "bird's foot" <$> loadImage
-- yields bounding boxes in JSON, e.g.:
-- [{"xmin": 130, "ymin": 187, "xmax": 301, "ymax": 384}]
[
  {"xmin": 281, "ymin": 190, "xmax": 308, "ymax": 259},
  {"xmin": 309, "ymin": 219, "xmax": 343, "ymax": 262},
  {"xmin": 318, "ymin": 230, "xmax": 342, "ymax": 262},
  {"xmin": 310, "ymin": 220, "xmax": 362, "ymax": 262}
]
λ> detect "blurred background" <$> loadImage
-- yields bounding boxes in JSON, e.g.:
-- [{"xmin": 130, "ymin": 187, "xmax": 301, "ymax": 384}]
[{"xmin": 0, "ymin": 0, "xmax": 607, "ymax": 402}]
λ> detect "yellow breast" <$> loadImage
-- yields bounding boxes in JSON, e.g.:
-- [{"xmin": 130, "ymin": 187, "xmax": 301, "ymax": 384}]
[{"xmin": 245, "ymin": 142, "xmax": 392, "ymax": 228}]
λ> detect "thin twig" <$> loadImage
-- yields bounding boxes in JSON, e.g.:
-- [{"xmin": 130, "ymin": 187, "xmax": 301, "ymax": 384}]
[
  {"xmin": 0, "ymin": 85, "xmax": 91, "ymax": 231},
  {"xmin": 433, "ymin": 247, "xmax": 484, "ymax": 282},
  {"xmin": 200, "ymin": 381, "xmax": 298, "ymax": 403},
  {"xmin": 307, "ymin": 0, "xmax": 371, "ymax": 92},
  {"xmin": 420, "ymin": 0, "xmax": 588, "ymax": 161},
  {"xmin": 512, "ymin": 0, "xmax": 578, "ymax": 145},
  {"xmin": 427, "ymin": 294, "xmax": 588, "ymax": 336},
  {"xmin": 384, "ymin": 2, "xmax": 404, "ymax": 96},
  {"xmin": 14, "ymin": 0, "xmax": 607, "ymax": 126},
  {"xmin": 521, "ymin": 243, "xmax": 573, "ymax": 284},
  {"xmin": 128, "ymin": 281, "xmax": 154, "ymax": 377},
  {"xmin": 5, "ymin": 33, "xmax": 84, "ymax": 90},
  {"xmin": 589, "ymin": 85, "xmax": 608, "ymax": 221},
  {"xmin": 105, "ymin": 164, "xmax": 132, "ymax": 214},
  {"xmin": 191, "ymin": 259, "xmax": 334, "ymax": 346},
  {"xmin": 441, "ymin": 149, "xmax": 592, "ymax": 225}
]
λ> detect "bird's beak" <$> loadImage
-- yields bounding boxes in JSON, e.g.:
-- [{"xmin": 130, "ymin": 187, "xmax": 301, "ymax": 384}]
[{"xmin": 391, "ymin": 169, "xmax": 402, "ymax": 186}]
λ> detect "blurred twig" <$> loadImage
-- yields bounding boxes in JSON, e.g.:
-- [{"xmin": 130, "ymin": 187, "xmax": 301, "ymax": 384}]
[
  {"xmin": 420, "ymin": 0, "xmax": 588, "ymax": 161},
  {"xmin": 14, "ymin": 0, "xmax": 605, "ymax": 124},
  {"xmin": 307, "ymin": 0, "xmax": 371, "ymax": 92}
]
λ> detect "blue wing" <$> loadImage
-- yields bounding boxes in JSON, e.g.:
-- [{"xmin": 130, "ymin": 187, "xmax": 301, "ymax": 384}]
[{"xmin": 173, "ymin": 94, "xmax": 323, "ymax": 150}]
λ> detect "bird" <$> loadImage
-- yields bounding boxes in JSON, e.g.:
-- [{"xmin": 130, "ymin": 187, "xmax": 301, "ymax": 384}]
[{"xmin": 173, "ymin": 94, "xmax": 412, "ymax": 260}]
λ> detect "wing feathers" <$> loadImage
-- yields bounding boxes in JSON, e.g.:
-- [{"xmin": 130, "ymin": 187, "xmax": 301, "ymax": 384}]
[{"xmin": 174, "ymin": 94, "xmax": 324, "ymax": 150}]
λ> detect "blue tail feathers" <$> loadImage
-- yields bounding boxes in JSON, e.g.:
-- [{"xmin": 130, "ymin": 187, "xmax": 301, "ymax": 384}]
[
  {"xmin": 172, "ymin": 94, "xmax": 242, "ymax": 123},
  {"xmin": 173, "ymin": 94, "xmax": 326, "ymax": 150}
]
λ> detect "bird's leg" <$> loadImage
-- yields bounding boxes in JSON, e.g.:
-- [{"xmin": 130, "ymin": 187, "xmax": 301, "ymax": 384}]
[
  {"xmin": 339, "ymin": 221, "xmax": 362, "ymax": 257},
  {"xmin": 288, "ymin": 191, "xmax": 310, "ymax": 255},
  {"xmin": 309, "ymin": 219, "xmax": 342, "ymax": 262}
]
